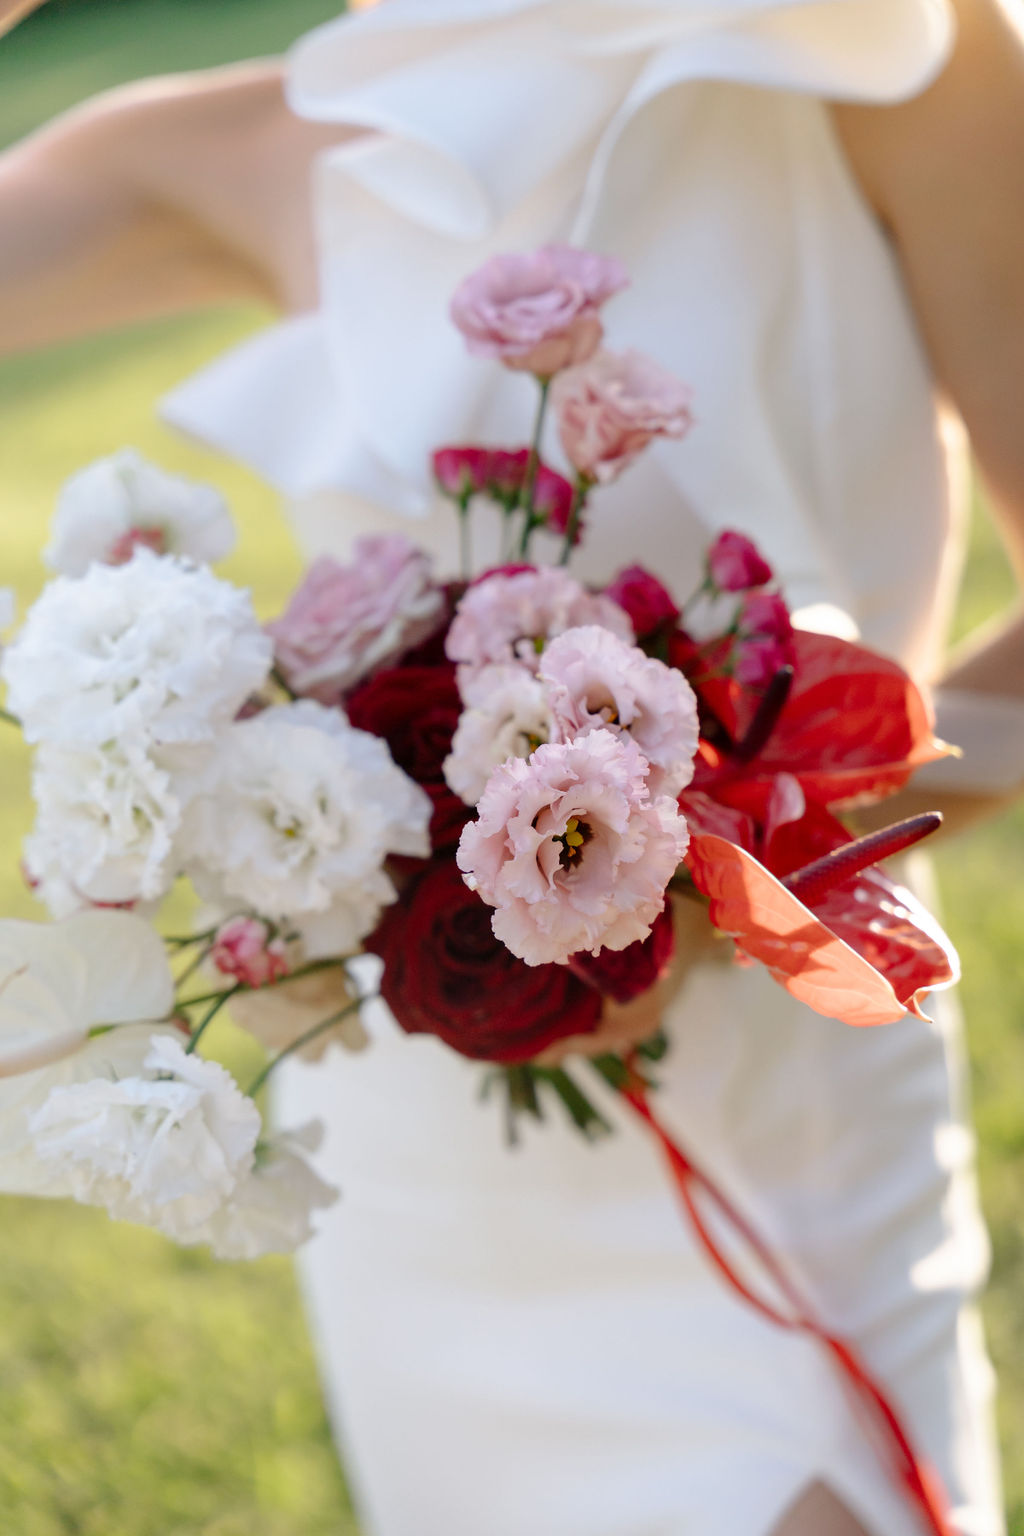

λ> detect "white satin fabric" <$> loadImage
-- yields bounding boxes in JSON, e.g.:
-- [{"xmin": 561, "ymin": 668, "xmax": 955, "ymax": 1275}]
[{"xmin": 164, "ymin": 2, "xmax": 1007, "ymax": 1532}]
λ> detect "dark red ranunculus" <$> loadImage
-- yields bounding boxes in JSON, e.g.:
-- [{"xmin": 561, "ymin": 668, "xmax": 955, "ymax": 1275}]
[
  {"xmin": 365, "ymin": 859, "xmax": 603, "ymax": 1063},
  {"xmin": 346, "ymin": 664, "xmax": 468, "ymax": 849},
  {"xmin": 606, "ymin": 564, "xmax": 680, "ymax": 639},
  {"xmin": 569, "ymin": 902, "xmax": 675, "ymax": 1003}
]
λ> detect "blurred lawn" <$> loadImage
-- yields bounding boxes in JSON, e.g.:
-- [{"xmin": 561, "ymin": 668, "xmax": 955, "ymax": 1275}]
[{"xmin": 1, "ymin": 3, "xmax": 1023, "ymax": 1534}]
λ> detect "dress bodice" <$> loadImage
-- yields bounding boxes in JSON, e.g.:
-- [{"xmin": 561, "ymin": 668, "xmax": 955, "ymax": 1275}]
[{"xmin": 163, "ymin": 0, "xmax": 963, "ymax": 680}]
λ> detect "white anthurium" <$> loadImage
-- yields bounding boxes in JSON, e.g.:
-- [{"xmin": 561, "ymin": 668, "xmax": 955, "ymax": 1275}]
[{"xmin": 0, "ymin": 909, "xmax": 176, "ymax": 1194}]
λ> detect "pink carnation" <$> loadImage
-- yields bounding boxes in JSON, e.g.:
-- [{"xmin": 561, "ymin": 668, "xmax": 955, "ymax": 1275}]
[
  {"xmin": 553, "ymin": 348, "xmax": 693, "ymax": 484},
  {"xmin": 541, "ymin": 626, "xmax": 699, "ymax": 797},
  {"xmin": 269, "ymin": 536, "xmax": 444, "ymax": 701},
  {"xmin": 604, "ymin": 564, "xmax": 680, "ymax": 637},
  {"xmin": 707, "ymin": 530, "xmax": 773, "ymax": 592},
  {"xmin": 457, "ymin": 730, "xmax": 690, "ymax": 966},
  {"xmin": 210, "ymin": 916, "xmax": 290, "ymax": 989},
  {"xmin": 446, "ymin": 566, "xmax": 633, "ymax": 679},
  {"xmin": 450, "ymin": 245, "xmax": 629, "ymax": 377}
]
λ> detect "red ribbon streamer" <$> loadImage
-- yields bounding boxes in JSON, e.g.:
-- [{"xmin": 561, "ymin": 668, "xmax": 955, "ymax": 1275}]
[{"xmin": 620, "ymin": 1079, "xmax": 953, "ymax": 1536}]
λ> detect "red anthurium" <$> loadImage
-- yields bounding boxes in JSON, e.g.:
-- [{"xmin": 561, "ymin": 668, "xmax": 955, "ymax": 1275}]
[
  {"xmin": 690, "ymin": 630, "xmax": 950, "ymax": 812},
  {"xmin": 686, "ymin": 809, "xmax": 959, "ymax": 1027}
]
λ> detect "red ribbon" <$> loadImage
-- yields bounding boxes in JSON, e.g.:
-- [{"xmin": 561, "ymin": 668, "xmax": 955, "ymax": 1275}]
[{"xmin": 620, "ymin": 1078, "xmax": 953, "ymax": 1536}]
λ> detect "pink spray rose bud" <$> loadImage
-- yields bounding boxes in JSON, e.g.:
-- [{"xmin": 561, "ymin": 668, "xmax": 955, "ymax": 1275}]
[
  {"xmin": 433, "ymin": 446, "xmax": 492, "ymax": 500},
  {"xmin": 605, "ymin": 564, "xmax": 680, "ymax": 637},
  {"xmin": 707, "ymin": 530, "xmax": 773, "ymax": 592},
  {"xmin": 107, "ymin": 526, "xmax": 169, "ymax": 565},
  {"xmin": 450, "ymin": 244, "xmax": 629, "ymax": 377},
  {"xmin": 486, "ymin": 449, "xmax": 531, "ymax": 505},
  {"xmin": 211, "ymin": 916, "xmax": 291, "ymax": 989},
  {"xmin": 734, "ymin": 590, "xmax": 793, "ymax": 686},
  {"xmin": 268, "ymin": 535, "xmax": 444, "ymax": 701},
  {"xmin": 553, "ymin": 348, "xmax": 693, "ymax": 485}
]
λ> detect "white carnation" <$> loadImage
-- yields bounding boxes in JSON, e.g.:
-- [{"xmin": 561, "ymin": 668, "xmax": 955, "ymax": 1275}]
[
  {"xmin": 28, "ymin": 1033, "xmax": 260, "ymax": 1239},
  {"xmin": 444, "ymin": 664, "xmax": 553, "ymax": 806},
  {"xmin": 179, "ymin": 703, "xmax": 431, "ymax": 955},
  {"xmin": 185, "ymin": 1122, "xmax": 338, "ymax": 1260},
  {"xmin": 24, "ymin": 741, "xmax": 185, "ymax": 916},
  {"xmin": 45, "ymin": 449, "xmax": 235, "ymax": 576},
  {"xmin": 2, "ymin": 549, "xmax": 272, "ymax": 748}
]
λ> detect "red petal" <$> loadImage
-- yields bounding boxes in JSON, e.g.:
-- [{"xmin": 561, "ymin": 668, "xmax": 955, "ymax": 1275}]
[
  {"xmin": 753, "ymin": 632, "xmax": 948, "ymax": 804},
  {"xmin": 687, "ymin": 833, "xmax": 956, "ymax": 1027}
]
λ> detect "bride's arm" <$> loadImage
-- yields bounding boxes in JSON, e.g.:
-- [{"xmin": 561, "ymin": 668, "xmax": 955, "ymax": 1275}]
[
  {"xmin": 832, "ymin": 0, "xmax": 1024, "ymax": 833},
  {"xmin": 0, "ymin": 62, "xmax": 351, "ymax": 356}
]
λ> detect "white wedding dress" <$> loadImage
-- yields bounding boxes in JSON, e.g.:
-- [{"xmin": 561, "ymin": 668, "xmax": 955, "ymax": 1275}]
[{"xmin": 163, "ymin": 2, "xmax": 1009, "ymax": 1532}]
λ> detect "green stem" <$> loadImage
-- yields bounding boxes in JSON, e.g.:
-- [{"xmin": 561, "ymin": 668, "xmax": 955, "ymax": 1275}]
[
  {"xmin": 0, "ymin": 708, "xmax": 20, "ymax": 728},
  {"xmin": 174, "ymin": 941, "xmax": 217, "ymax": 993},
  {"xmin": 517, "ymin": 377, "xmax": 552, "ymax": 558},
  {"xmin": 178, "ymin": 957, "xmax": 348, "ymax": 1011},
  {"xmin": 457, "ymin": 495, "xmax": 472, "ymax": 579},
  {"xmin": 245, "ymin": 996, "xmax": 369, "ymax": 1098},
  {"xmin": 271, "ymin": 665, "xmax": 297, "ymax": 700},
  {"xmin": 558, "ymin": 476, "xmax": 591, "ymax": 567},
  {"xmin": 184, "ymin": 987, "xmax": 240, "ymax": 1056}
]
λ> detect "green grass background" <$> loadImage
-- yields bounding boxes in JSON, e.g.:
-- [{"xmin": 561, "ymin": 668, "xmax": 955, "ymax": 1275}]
[{"xmin": 0, "ymin": 3, "xmax": 1023, "ymax": 1531}]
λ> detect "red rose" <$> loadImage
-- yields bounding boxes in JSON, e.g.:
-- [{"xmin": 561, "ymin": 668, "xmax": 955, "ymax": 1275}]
[
  {"xmin": 707, "ymin": 530, "xmax": 773, "ymax": 592},
  {"xmin": 346, "ymin": 664, "xmax": 468, "ymax": 849},
  {"xmin": 365, "ymin": 859, "xmax": 603, "ymax": 1063},
  {"xmin": 606, "ymin": 564, "xmax": 680, "ymax": 638},
  {"xmin": 568, "ymin": 902, "xmax": 675, "ymax": 1003}
]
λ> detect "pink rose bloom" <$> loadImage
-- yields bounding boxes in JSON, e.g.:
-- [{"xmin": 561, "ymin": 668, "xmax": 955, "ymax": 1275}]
[
  {"xmin": 269, "ymin": 536, "xmax": 444, "ymax": 701},
  {"xmin": 707, "ymin": 530, "xmax": 773, "ymax": 592},
  {"xmin": 553, "ymin": 348, "xmax": 693, "ymax": 484},
  {"xmin": 446, "ymin": 566, "xmax": 634, "ymax": 679},
  {"xmin": 457, "ymin": 730, "xmax": 689, "ymax": 966},
  {"xmin": 541, "ymin": 626, "xmax": 699, "ymax": 797},
  {"xmin": 450, "ymin": 245, "xmax": 629, "ymax": 376},
  {"xmin": 210, "ymin": 916, "xmax": 290, "ymax": 989},
  {"xmin": 734, "ymin": 589, "xmax": 794, "ymax": 686},
  {"xmin": 604, "ymin": 564, "xmax": 680, "ymax": 637},
  {"xmin": 433, "ymin": 446, "xmax": 491, "ymax": 499}
]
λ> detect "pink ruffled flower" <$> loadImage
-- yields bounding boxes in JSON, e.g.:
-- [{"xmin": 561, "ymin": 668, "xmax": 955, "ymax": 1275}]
[
  {"xmin": 446, "ymin": 566, "xmax": 634, "ymax": 679},
  {"xmin": 457, "ymin": 730, "xmax": 689, "ymax": 966},
  {"xmin": 707, "ymin": 531, "xmax": 773, "ymax": 592},
  {"xmin": 444, "ymin": 664, "xmax": 553, "ymax": 806},
  {"xmin": 734, "ymin": 590, "xmax": 794, "ymax": 686},
  {"xmin": 269, "ymin": 536, "xmax": 444, "ymax": 701},
  {"xmin": 210, "ymin": 916, "xmax": 290, "ymax": 989},
  {"xmin": 450, "ymin": 245, "xmax": 629, "ymax": 376},
  {"xmin": 604, "ymin": 564, "xmax": 680, "ymax": 637},
  {"xmin": 553, "ymin": 348, "xmax": 693, "ymax": 484},
  {"xmin": 541, "ymin": 626, "xmax": 699, "ymax": 797},
  {"xmin": 433, "ymin": 446, "xmax": 491, "ymax": 500}
]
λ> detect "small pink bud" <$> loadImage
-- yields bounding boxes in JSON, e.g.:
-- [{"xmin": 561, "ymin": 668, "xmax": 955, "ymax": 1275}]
[
  {"xmin": 107, "ymin": 526, "xmax": 168, "ymax": 565},
  {"xmin": 210, "ymin": 917, "xmax": 290, "ymax": 989},
  {"xmin": 707, "ymin": 531, "xmax": 773, "ymax": 592}
]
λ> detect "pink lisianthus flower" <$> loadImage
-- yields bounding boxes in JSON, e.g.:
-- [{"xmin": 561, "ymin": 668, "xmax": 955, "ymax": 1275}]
[
  {"xmin": 433, "ymin": 446, "xmax": 492, "ymax": 500},
  {"xmin": 446, "ymin": 566, "xmax": 634, "ymax": 679},
  {"xmin": 456, "ymin": 730, "xmax": 690, "ymax": 966},
  {"xmin": 210, "ymin": 916, "xmax": 290, "ymax": 989},
  {"xmin": 707, "ymin": 531, "xmax": 773, "ymax": 592},
  {"xmin": 604, "ymin": 564, "xmax": 680, "ymax": 638},
  {"xmin": 553, "ymin": 348, "xmax": 693, "ymax": 484},
  {"xmin": 444, "ymin": 664, "xmax": 554, "ymax": 807},
  {"xmin": 450, "ymin": 245, "xmax": 629, "ymax": 377},
  {"xmin": 734, "ymin": 590, "xmax": 794, "ymax": 686},
  {"xmin": 541, "ymin": 626, "xmax": 700, "ymax": 797},
  {"xmin": 268, "ymin": 536, "xmax": 444, "ymax": 702}
]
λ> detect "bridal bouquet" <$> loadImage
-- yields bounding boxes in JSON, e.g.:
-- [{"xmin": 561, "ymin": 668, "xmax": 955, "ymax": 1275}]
[{"xmin": 0, "ymin": 244, "xmax": 960, "ymax": 1530}]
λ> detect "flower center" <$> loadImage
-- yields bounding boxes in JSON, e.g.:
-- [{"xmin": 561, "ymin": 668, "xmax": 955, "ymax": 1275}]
[
  {"xmin": 554, "ymin": 816, "xmax": 592, "ymax": 869},
  {"xmin": 107, "ymin": 525, "xmax": 168, "ymax": 565}
]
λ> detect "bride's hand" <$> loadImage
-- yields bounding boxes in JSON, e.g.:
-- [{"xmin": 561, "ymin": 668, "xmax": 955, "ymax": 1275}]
[{"xmin": 536, "ymin": 894, "xmax": 729, "ymax": 1066}]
